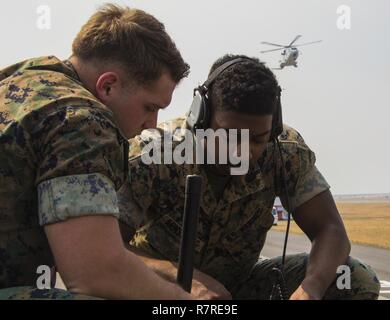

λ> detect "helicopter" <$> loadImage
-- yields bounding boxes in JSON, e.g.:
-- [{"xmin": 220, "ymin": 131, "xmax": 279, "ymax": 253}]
[{"xmin": 261, "ymin": 35, "xmax": 322, "ymax": 69}]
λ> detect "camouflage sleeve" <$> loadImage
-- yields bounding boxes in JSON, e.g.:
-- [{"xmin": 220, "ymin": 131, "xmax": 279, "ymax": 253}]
[
  {"xmin": 127, "ymin": 134, "xmax": 161, "ymax": 215},
  {"xmin": 121, "ymin": 123, "xmax": 187, "ymax": 231},
  {"xmin": 38, "ymin": 173, "xmax": 119, "ymax": 225},
  {"xmin": 117, "ymin": 180, "xmax": 145, "ymax": 234},
  {"xmin": 278, "ymin": 127, "xmax": 330, "ymax": 212},
  {"xmin": 34, "ymin": 102, "xmax": 128, "ymax": 226},
  {"xmin": 124, "ymin": 132, "xmax": 175, "ymax": 223}
]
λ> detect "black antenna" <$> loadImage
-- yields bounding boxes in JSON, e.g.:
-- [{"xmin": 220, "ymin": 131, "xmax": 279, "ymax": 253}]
[{"xmin": 177, "ymin": 175, "xmax": 203, "ymax": 292}]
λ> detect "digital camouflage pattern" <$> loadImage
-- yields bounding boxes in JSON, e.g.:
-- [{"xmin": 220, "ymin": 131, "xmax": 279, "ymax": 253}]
[
  {"xmin": 233, "ymin": 253, "xmax": 380, "ymax": 300},
  {"xmin": 119, "ymin": 116, "xmax": 379, "ymax": 299},
  {"xmin": 0, "ymin": 56, "xmax": 128, "ymax": 290},
  {"xmin": 38, "ymin": 173, "xmax": 120, "ymax": 226},
  {"xmin": 0, "ymin": 286, "xmax": 100, "ymax": 300}
]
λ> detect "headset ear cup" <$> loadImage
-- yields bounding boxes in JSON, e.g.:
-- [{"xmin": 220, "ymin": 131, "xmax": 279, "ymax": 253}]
[
  {"xmin": 188, "ymin": 58, "xmax": 253, "ymax": 132},
  {"xmin": 187, "ymin": 90, "xmax": 206, "ymax": 131}
]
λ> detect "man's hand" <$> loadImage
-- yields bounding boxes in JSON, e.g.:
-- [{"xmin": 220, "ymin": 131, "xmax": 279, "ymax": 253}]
[
  {"xmin": 290, "ymin": 282, "xmax": 321, "ymax": 300},
  {"xmin": 191, "ymin": 268, "xmax": 232, "ymax": 300},
  {"xmin": 132, "ymin": 250, "xmax": 231, "ymax": 300}
]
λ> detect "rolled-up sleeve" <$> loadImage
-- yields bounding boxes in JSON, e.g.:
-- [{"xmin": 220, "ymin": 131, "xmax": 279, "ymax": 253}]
[
  {"xmin": 279, "ymin": 126, "xmax": 330, "ymax": 212},
  {"xmin": 291, "ymin": 164, "xmax": 330, "ymax": 211},
  {"xmin": 38, "ymin": 173, "xmax": 120, "ymax": 225},
  {"xmin": 33, "ymin": 100, "xmax": 128, "ymax": 225}
]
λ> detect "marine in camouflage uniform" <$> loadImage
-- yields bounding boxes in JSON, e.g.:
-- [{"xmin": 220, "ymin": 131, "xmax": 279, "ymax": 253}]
[
  {"xmin": 119, "ymin": 116, "xmax": 380, "ymax": 300},
  {"xmin": 0, "ymin": 56, "xmax": 128, "ymax": 299}
]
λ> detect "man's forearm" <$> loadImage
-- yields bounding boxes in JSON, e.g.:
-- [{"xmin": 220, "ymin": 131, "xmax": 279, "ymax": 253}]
[
  {"xmin": 126, "ymin": 244, "xmax": 178, "ymax": 282},
  {"xmin": 46, "ymin": 216, "xmax": 190, "ymax": 300},
  {"xmin": 69, "ymin": 248, "xmax": 191, "ymax": 300},
  {"xmin": 303, "ymin": 224, "xmax": 351, "ymax": 299},
  {"xmin": 126, "ymin": 245, "xmax": 233, "ymax": 300}
]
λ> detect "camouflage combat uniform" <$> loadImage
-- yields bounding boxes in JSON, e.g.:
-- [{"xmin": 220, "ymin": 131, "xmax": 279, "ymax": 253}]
[
  {"xmin": 0, "ymin": 56, "xmax": 128, "ymax": 299},
  {"xmin": 120, "ymin": 116, "xmax": 380, "ymax": 300}
]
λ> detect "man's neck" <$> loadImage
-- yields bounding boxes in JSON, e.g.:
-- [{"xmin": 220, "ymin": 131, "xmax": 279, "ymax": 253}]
[{"xmin": 68, "ymin": 56, "xmax": 98, "ymax": 96}]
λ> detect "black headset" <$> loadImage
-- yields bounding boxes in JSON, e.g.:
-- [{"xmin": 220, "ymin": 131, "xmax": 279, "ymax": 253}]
[
  {"xmin": 186, "ymin": 57, "xmax": 292, "ymax": 299},
  {"xmin": 186, "ymin": 57, "xmax": 284, "ymax": 142}
]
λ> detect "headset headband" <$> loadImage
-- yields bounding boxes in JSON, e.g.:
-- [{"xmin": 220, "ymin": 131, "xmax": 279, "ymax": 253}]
[
  {"xmin": 200, "ymin": 58, "xmax": 253, "ymax": 93},
  {"xmin": 188, "ymin": 56, "xmax": 283, "ymax": 141}
]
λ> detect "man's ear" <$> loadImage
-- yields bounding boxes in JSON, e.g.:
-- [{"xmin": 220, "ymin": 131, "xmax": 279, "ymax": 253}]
[{"xmin": 95, "ymin": 72, "xmax": 119, "ymax": 103}]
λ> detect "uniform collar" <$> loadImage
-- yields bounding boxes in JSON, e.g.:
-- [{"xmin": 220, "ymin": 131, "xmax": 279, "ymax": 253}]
[{"xmin": 62, "ymin": 59, "xmax": 82, "ymax": 83}]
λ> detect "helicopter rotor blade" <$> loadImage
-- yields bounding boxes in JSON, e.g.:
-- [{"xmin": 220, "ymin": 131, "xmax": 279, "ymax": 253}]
[
  {"xmin": 288, "ymin": 35, "xmax": 302, "ymax": 47},
  {"xmin": 261, "ymin": 41, "xmax": 285, "ymax": 48},
  {"xmin": 260, "ymin": 47, "xmax": 285, "ymax": 53},
  {"xmin": 294, "ymin": 40, "xmax": 322, "ymax": 48}
]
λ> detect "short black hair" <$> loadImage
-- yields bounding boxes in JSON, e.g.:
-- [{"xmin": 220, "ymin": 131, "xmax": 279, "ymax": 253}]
[{"xmin": 208, "ymin": 54, "xmax": 279, "ymax": 115}]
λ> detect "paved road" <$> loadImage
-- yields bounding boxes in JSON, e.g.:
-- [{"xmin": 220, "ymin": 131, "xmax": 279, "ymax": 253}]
[{"xmin": 262, "ymin": 230, "xmax": 390, "ymax": 299}]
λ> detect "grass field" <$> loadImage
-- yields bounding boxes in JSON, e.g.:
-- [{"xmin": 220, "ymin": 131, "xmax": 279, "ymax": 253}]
[{"xmin": 272, "ymin": 202, "xmax": 390, "ymax": 249}]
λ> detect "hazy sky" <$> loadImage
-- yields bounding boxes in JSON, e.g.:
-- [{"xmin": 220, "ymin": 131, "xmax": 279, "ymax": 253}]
[{"xmin": 1, "ymin": 0, "xmax": 389, "ymax": 195}]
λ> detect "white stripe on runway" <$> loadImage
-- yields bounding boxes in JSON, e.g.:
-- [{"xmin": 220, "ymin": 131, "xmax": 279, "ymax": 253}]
[{"xmin": 380, "ymin": 280, "xmax": 390, "ymax": 294}]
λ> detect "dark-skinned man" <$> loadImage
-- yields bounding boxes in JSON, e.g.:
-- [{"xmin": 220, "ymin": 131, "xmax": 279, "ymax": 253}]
[{"xmin": 118, "ymin": 54, "xmax": 380, "ymax": 300}]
